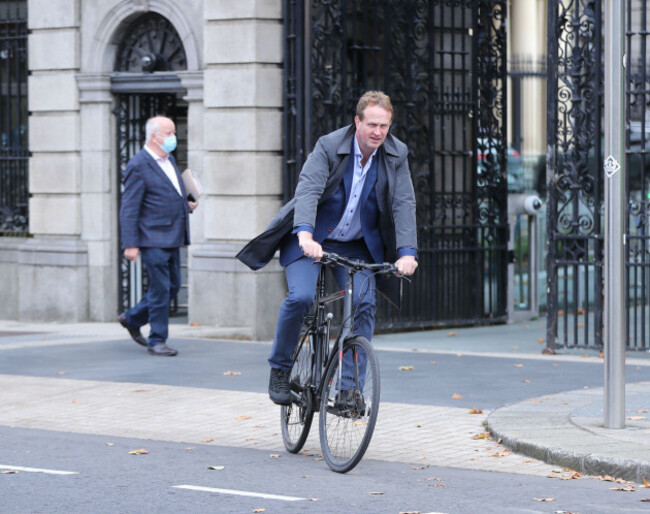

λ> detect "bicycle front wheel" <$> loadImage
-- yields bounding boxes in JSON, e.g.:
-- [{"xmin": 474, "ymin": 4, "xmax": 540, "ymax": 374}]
[
  {"xmin": 319, "ymin": 336, "xmax": 380, "ymax": 473},
  {"xmin": 281, "ymin": 332, "xmax": 315, "ymax": 453}
]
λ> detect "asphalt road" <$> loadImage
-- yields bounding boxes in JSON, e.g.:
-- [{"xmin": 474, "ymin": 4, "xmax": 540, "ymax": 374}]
[{"xmin": 1, "ymin": 335, "xmax": 649, "ymax": 512}]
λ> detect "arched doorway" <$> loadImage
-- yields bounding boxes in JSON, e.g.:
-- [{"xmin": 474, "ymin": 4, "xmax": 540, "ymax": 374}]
[{"xmin": 112, "ymin": 12, "xmax": 189, "ymax": 318}]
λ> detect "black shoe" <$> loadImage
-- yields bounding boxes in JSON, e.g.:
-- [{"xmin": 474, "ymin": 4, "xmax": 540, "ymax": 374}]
[
  {"xmin": 118, "ymin": 314, "xmax": 147, "ymax": 347},
  {"xmin": 268, "ymin": 368, "xmax": 292, "ymax": 405},
  {"xmin": 148, "ymin": 343, "xmax": 178, "ymax": 356}
]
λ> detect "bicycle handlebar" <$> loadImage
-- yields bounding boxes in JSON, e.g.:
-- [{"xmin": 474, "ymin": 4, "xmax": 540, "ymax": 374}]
[{"xmin": 320, "ymin": 251, "xmax": 398, "ymax": 275}]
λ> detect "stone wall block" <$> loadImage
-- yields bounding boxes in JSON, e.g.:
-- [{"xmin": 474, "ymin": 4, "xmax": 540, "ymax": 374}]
[
  {"xmin": 29, "ymin": 0, "xmax": 79, "ymax": 29},
  {"xmin": 29, "ymin": 153, "xmax": 80, "ymax": 194},
  {"xmin": 204, "ymin": 196, "xmax": 281, "ymax": 240},
  {"xmin": 204, "ymin": 21, "xmax": 282, "ymax": 64},
  {"xmin": 204, "ymin": 66, "xmax": 282, "ymax": 108},
  {"xmin": 202, "ymin": 152, "xmax": 282, "ymax": 195},
  {"xmin": 29, "ymin": 114, "xmax": 79, "ymax": 153},
  {"xmin": 29, "ymin": 29, "xmax": 79, "ymax": 70},
  {"xmin": 205, "ymin": 0, "xmax": 282, "ymax": 20},
  {"xmin": 29, "ymin": 72, "xmax": 79, "ymax": 112},
  {"xmin": 29, "ymin": 196, "xmax": 81, "ymax": 236},
  {"xmin": 204, "ymin": 110, "xmax": 281, "ymax": 152}
]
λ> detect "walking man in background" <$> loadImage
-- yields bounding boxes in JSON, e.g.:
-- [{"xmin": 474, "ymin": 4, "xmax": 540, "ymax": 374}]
[
  {"xmin": 237, "ymin": 91, "xmax": 418, "ymax": 404},
  {"xmin": 118, "ymin": 115, "xmax": 197, "ymax": 356}
]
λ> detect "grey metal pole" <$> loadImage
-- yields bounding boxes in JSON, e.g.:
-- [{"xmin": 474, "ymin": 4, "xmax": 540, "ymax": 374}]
[{"xmin": 603, "ymin": 0, "xmax": 626, "ymax": 429}]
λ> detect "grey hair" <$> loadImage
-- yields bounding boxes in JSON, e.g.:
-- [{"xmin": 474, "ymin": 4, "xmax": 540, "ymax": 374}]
[{"xmin": 145, "ymin": 116, "xmax": 163, "ymax": 141}]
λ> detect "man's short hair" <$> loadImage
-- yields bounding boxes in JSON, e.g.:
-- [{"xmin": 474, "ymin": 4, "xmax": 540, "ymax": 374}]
[{"xmin": 356, "ymin": 91, "xmax": 393, "ymax": 120}]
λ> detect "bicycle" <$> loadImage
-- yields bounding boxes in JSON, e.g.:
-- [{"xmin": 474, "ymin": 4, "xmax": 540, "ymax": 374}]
[{"xmin": 280, "ymin": 251, "xmax": 401, "ymax": 473}]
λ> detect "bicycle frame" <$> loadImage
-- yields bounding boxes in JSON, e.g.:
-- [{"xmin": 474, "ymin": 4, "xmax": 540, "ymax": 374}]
[{"xmin": 303, "ymin": 262, "xmax": 354, "ymax": 411}]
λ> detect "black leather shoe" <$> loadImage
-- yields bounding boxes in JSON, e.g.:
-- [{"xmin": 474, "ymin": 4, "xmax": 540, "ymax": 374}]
[
  {"xmin": 148, "ymin": 343, "xmax": 178, "ymax": 356},
  {"xmin": 268, "ymin": 368, "xmax": 292, "ymax": 405},
  {"xmin": 118, "ymin": 314, "xmax": 147, "ymax": 347}
]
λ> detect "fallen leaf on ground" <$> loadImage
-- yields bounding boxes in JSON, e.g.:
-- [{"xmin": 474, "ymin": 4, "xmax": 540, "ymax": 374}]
[
  {"xmin": 472, "ymin": 432, "xmax": 489, "ymax": 440},
  {"xmin": 638, "ymin": 409, "xmax": 649, "ymax": 414},
  {"xmin": 514, "ymin": 364, "xmax": 523, "ymax": 368},
  {"xmin": 452, "ymin": 393, "xmax": 463, "ymax": 399},
  {"xmin": 128, "ymin": 449, "xmax": 149, "ymax": 455},
  {"xmin": 309, "ymin": 498, "xmax": 319, "ymax": 501},
  {"xmin": 190, "ymin": 322, "xmax": 200, "ymax": 326},
  {"xmin": 533, "ymin": 497, "xmax": 555, "ymax": 502},
  {"xmin": 559, "ymin": 471, "xmax": 582, "ymax": 480},
  {"xmin": 105, "ymin": 442, "xmax": 114, "ymax": 446},
  {"xmin": 641, "ymin": 498, "xmax": 650, "ymax": 502},
  {"xmin": 1, "ymin": 470, "xmax": 18, "ymax": 474},
  {"xmin": 430, "ymin": 484, "xmax": 447, "ymax": 488},
  {"xmin": 58, "ymin": 371, "xmax": 66, "ymax": 375},
  {"xmin": 253, "ymin": 509, "xmax": 265, "ymax": 513},
  {"xmin": 448, "ymin": 331, "xmax": 457, "ymax": 336},
  {"xmin": 185, "ymin": 447, "xmax": 196, "ymax": 450},
  {"xmin": 399, "ymin": 366, "xmax": 414, "ymax": 371},
  {"xmin": 489, "ymin": 449, "xmax": 511, "ymax": 457},
  {"xmin": 202, "ymin": 438, "xmax": 214, "ymax": 443},
  {"xmin": 643, "ymin": 477, "xmax": 650, "ymax": 487},
  {"xmin": 523, "ymin": 379, "xmax": 531, "ymax": 383},
  {"xmin": 611, "ymin": 485, "xmax": 636, "ymax": 491},
  {"xmin": 523, "ymin": 459, "xmax": 537, "ymax": 463},
  {"xmin": 469, "ymin": 408, "xmax": 483, "ymax": 414},
  {"xmin": 538, "ymin": 338, "xmax": 545, "ymax": 343},
  {"xmin": 207, "ymin": 465, "xmax": 225, "ymax": 470},
  {"xmin": 369, "ymin": 491, "xmax": 384, "ymax": 495},
  {"xmin": 270, "ymin": 454, "xmax": 280, "ymax": 458},
  {"xmin": 430, "ymin": 361, "xmax": 437, "ymax": 365},
  {"xmin": 223, "ymin": 371, "xmax": 241, "ymax": 376},
  {"xmin": 237, "ymin": 416, "xmax": 252, "ymax": 420}
]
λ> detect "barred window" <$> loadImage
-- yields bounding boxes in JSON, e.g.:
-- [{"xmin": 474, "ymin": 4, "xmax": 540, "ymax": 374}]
[{"xmin": 0, "ymin": 0, "xmax": 28, "ymax": 236}]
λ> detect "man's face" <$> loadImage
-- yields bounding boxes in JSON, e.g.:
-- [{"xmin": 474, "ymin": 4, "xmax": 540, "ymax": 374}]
[{"xmin": 354, "ymin": 104, "xmax": 392, "ymax": 156}]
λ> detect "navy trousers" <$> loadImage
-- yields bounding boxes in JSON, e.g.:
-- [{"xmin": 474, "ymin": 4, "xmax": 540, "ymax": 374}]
[
  {"xmin": 269, "ymin": 239, "xmax": 377, "ymax": 372},
  {"xmin": 123, "ymin": 247, "xmax": 181, "ymax": 347}
]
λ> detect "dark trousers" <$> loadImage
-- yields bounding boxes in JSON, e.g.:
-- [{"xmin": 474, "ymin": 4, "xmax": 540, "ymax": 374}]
[
  {"xmin": 269, "ymin": 239, "xmax": 377, "ymax": 371},
  {"xmin": 124, "ymin": 247, "xmax": 181, "ymax": 347}
]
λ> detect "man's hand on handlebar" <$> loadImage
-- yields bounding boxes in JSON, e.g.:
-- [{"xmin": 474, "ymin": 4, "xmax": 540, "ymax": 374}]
[
  {"xmin": 298, "ymin": 231, "xmax": 324, "ymax": 260},
  {"xmin": 395, "ymin": 255, "xmax": 417, "ymax": 276}
]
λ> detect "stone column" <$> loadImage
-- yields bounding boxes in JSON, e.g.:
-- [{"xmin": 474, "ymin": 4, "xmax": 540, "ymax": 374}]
[
  {"xmin": 77, "ymin": 72, "xmax": 116, "ymax": 321},
  {"xmin": 20, "ymin": 0, "xmax": 88, "ymax": 320},
  {"xmin": 191, "ymin": 2, "xmax": 285, "ymax": 340}
]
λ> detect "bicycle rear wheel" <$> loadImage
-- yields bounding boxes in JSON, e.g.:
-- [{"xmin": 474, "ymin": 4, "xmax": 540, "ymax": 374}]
[
  {"xmin": 319, "ymin": 336, "xmax": 380, "ymax": 473},
  {"xmin": 281, "ymin": 332, "xmax": 315, "ymax": 453}
]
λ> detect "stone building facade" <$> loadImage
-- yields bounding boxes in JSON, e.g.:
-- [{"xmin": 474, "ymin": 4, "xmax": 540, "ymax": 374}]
[{"xmin": 0, "ymin": 0, "xmax": 286, "ymax": 340}]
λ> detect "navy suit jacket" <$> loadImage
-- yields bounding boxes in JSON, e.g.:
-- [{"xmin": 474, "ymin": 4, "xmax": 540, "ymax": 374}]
[
  {"xmin": 119, "ymin": 148, "xmax": 190, "ymax": 250},
  {"xmin": 279, "ymin": 146, "xmax": 383, "ymax": 266}
]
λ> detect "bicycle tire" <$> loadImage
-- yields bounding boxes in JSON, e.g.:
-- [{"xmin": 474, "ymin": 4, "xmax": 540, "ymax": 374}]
[
  {"xmin": 319, "ymin": 335, "xmax": 380, "ymax": 473},
  {"xmin": 281, "ymin": 331, "xmax": 315, "ymax": 453}
]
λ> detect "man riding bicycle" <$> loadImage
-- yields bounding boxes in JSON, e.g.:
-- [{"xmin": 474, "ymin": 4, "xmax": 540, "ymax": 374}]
[{"xmin": 237, "ymin": 91, "xmax": 418, "ymax": 405}]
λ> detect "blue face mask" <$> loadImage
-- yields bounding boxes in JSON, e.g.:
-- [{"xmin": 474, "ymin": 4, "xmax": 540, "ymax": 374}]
[{"xmin": 159, "ymin": 135, "xmax": 177, "ymax": 153}]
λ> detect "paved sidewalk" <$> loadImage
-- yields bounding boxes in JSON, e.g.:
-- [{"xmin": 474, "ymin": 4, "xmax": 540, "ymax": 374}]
[{"xmin": 1, "ymin": 318, "xmax": 649, "ymax": 482}]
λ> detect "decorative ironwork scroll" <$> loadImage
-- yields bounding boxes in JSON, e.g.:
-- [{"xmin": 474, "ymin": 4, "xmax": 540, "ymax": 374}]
[{"xmin": 546, "ymin": 0, "xmax": 603, "ymax": 350}]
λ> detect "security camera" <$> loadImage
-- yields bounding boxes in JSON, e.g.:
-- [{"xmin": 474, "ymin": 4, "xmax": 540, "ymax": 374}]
[{"xmin": 523, "ymin": 195, "xmax": 543, "ymax": 215}]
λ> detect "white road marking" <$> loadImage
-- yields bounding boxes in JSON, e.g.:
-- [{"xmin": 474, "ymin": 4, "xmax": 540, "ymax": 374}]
[
  {"xmin": 172, "ymin": 485, "xmax": 306, "ymax": 501},
  {"xmin": 0, "ymin": 464, "xmax": 78, "ymax": 475}
]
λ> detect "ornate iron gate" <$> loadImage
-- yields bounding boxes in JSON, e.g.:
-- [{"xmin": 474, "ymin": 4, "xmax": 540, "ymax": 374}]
[
  {"xmin": 283, "ymin": 0, "xmax": 509, "ymax": 329},
  {"xmin": 547, "ymin": 0, "xmax": 649, "ymax": 351},
  {"xmin": 0, "ymin": 0, "xmax": 28, "ymax": 236}
]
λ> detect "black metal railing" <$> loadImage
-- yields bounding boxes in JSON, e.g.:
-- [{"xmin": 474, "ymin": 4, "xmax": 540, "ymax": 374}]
[{"xmin": 0, "ymin": 0, "xmax": 28, "ymax": 237}]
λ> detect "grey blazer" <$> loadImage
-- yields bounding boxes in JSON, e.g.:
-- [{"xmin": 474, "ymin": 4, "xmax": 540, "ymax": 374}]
[{"xmin": 236, "ymin": 125, "xmax": 417, "ymax": 270}]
